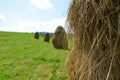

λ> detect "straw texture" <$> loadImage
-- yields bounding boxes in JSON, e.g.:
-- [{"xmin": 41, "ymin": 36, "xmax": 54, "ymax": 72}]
[
  {"xmin": 66, "ymin": 0, "xmax": 120, "ymax": 80},
  {"xmin": 44, "ymin": 33, "xmax": 50, "ymax": 42},
  {"xmin": 52, "ymin": 26, "xmax": 68, "ymax": 49}
]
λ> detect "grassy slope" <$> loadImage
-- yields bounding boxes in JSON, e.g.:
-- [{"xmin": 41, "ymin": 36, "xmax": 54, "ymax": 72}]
[{"xmin": 0, "ymin": 32, "xmax": 70, "ymax": 80}]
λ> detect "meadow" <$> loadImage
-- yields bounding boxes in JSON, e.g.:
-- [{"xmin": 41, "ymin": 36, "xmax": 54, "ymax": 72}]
[{"xmin": 0, "ymin": 31, "xmax": 71, "ymax": 80}]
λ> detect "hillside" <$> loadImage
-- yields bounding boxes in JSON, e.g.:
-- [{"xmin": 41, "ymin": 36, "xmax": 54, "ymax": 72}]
[{"xmin": 0, "ymin": 31, "xmax": 70, "ymax": 80}]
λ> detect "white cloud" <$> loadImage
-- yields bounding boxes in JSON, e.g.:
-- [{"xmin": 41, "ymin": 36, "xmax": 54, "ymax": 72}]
[
  {"xmin": 0, "ymin": 14, "xmax": 6, "ymax": 21},
  {"xmin": 0, "ymin": 17, "xmax": 66, "ymax": 32},
  {"xmin": 31, "ymin": 0, "xmax": 53, "ymax": 9},
  {"xmin": 17, "ymin": 17, "xmax": 66, "ymax": 32}
]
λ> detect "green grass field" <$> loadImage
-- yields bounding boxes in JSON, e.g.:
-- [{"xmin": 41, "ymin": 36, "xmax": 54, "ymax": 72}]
[{"xmin": 0, "ymin": 31, "xmax": 71, "ymax": 80}]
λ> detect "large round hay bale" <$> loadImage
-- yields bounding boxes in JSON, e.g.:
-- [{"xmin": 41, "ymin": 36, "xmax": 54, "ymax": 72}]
[
  {"xmin": 44, "ymin": 33, "xmax": 50, "ymax": 42},
  {"xmin": 34, "ymin": 32, "xmax": 39, "ymax": 39},
  {"xmin": 66, "ymin": 0, "xmax": 120, "ymax": 80},
  {"xmin": 52, "ymin": 26, "xmax": 68, "ymax": 49}
]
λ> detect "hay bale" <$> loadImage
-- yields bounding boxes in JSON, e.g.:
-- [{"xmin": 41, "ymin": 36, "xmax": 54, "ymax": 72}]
[
  {"xmin": 66, "ymin": 0, "xmax": 120, "ymax": 80},
  {"xmin": 52, "ymin": 26, "xmax": 68, "ymax": 49},
  {"xmin": 44, "ymin": 33, "xmax": 50, "ymax": 42},
  {"xmin": 34, "ymin": 32, "xmax": 39, "ymax": 39}
]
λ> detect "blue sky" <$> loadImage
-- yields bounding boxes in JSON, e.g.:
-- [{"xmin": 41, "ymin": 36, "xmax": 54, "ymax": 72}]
[{"xmin": 0, "ymin": 0, "xmax": 70, "ymax": 32}]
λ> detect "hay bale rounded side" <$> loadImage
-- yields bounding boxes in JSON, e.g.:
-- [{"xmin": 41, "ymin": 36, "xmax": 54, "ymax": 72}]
[
  {"xmin": 44, "ymin": 33, "xmax": 50, "ymax": 42},
  {"xmin": 66, "ymin": 0, "xmax": 120, "ymax": 80},
  {"xmin": 34, "ymin": 32, "xmax": 39, "ymax": 39},
  {"xmin": 52, "ymin": 26, "xmax": 68, "ymax": 49}
]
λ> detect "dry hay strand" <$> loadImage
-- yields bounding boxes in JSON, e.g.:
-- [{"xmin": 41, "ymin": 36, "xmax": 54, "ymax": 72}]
[
  {"xmin": 34, "ymin": 32, "xmax": 39, "ymax": 39},
  {"xmin": 52, "ymin": 26, "xmax": 68, "ymax": 49},
  {"xmin": 66, "ymin": 0, "xmax": 120, "ymax": 80},
  {"xmin": 44, "ymin": 33, "xmax": 50, "ymax": 42}
]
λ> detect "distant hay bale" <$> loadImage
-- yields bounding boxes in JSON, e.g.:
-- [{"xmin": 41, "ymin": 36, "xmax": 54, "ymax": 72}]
[
  {"xmin": 66, "ymin": 0, "xmax": 120, "ymax": 80},
  {"xmin": 52, "ymin": 26, "xmax": 68, "ymax": 49},
  {"xmin": 34, "ymin": 32, "xmax": 39, "ymax": 39},
  {"xmin": 44, "ymin": 33, "xmax": 50, "ymax": 42}
]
